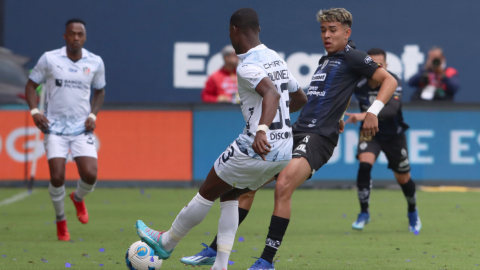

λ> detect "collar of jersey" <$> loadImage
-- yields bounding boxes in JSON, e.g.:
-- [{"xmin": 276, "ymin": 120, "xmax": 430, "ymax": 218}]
[
  {"xmin": 237, "ymin": 44, "xmax": 266, "ymax": 60},
  {"xmin": 60, "ymin": 46, "xmax": 88, "ymax": 59}
]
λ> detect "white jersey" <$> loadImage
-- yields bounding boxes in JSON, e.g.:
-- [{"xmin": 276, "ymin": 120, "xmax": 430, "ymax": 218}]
[
  {"xmin": 235, "ymin": 44, "xmax": 300, "ymax": 162},
  {"xmin": 29, "ymin": 47, "xmax": 106, "ymax": 136}
]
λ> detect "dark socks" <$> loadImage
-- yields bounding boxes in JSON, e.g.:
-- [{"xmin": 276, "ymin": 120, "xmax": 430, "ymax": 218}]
[
  {"xmin": 357, "ymin": 162, "xmax": 373, "ymax": 213},
  {"xmin": 260, "ymin": 215, "xmax": 290, "ymax": 264},
  {"xmin": 400, "ymin": 178, "xmax": 416, "ymax": 213},
  {"xmin": 209, "ymin": 207, "xmax": 249, "ymax": 251}
]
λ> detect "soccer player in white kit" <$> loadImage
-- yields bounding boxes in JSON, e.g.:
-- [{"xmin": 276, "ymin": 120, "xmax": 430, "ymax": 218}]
[
  {"xmin": 25, "ymin": 19, "xmax": 106, "ymax": 241},
  {"xmin": 135, "ymin": 8, "xmax": 307, "ymax": 270}
]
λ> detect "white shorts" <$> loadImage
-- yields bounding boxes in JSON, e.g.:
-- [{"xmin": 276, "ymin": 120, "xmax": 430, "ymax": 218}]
[
  {"xmin": 214, "ymin": 141, "xmax": 289, "ymax": 190},
  {"xmin": 43, "ymin": 132, "xmax": 97, "ymax": 160}
]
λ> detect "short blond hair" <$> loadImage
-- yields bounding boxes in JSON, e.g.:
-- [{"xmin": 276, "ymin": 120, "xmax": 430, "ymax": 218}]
[{"xmin": 316, "ymin": 8, "xmax": 352, "ymax": 28}]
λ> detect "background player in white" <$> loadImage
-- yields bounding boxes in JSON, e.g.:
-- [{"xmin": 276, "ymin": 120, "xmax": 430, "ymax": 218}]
[
  {"xmin": 25, "ymin": 18, "xmax": 106, "ymax": 241},
  {"xmin": 135, "ymin": 8, "xmax": 307, "ymax": 270}
]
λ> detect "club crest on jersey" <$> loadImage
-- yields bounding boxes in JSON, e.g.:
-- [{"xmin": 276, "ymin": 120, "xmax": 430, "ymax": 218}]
[
  {"xmin": 83, "ymin": 67, "xmax": 91, "ymax": 75},
  {"xmin": 320, "ymin": 59, "xmax": 329, "ymax": 71}
]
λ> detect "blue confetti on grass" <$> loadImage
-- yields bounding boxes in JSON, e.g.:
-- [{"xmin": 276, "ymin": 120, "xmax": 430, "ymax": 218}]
[
  {"xmin": 79, "ymin": 238, "xmax": 83, "ymax": 241},
  {"xmin": 432, "ymin": 255, "xmax": 435, "ymax": 258},
  {"xmin": 231, "ymin": 250, "xmax": 237, "ymax": 253},
  {"xmin": 2, "ymin": 255, "xmax": 6, "ymax": 257},
  {"xmin": 65, "ymin": 262, "xmax": 72, "ymax": 268},
  {"xmin": 414, "ymin": 231, "xmax": 420, "ymax": 235},
  {"xmin": 345, "ymin": 232, "xmax": 350, "ymax": 235},
  {"xmin": 406, "ymin": 260, "xmax": 411, "ymax": 261},
  {"xmin": 228, "ymin": 261, "xmax": 234, "ymax": 265},
  {"xmin": 238, "ymin": 237, "xmax": 244, "ymax": 242},
  {"xmin": 99, "ymin": 248, "xmax": 105, "ymax": 252},
  {"xmin": 140, "ymin": 189, "xmax": 144, "ymax": 195},
  {"xmin": 343, "ymin": 214, "xmax": 346, "ymax": 218},
  {"xmin": 23, "ymin": 250, "xmax": 28, "ymax": 252},
  {"xmin": 149, "ymin": 222, "xmax": 153, "ymax": 225},
  {"xmin": 120, "ymin": 229, "xmax": 124, "ymax": 232},
  {"xmin": 99, "ymin": 264, "xmax": 104, "ymax": 266},
  {"xmin": 41, "ymin": 258, "xmax": 48, "ymax": 263}
]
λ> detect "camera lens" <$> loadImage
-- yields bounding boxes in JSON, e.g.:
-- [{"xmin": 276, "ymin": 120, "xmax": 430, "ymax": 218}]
[{"xmin": 432, "ymin": 58, "xmax": 441, "ymax": 67}]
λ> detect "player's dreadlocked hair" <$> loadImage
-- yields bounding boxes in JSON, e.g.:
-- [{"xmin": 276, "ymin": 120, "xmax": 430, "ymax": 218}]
[
  {"xmin": 66, "ymin": 18, "xmax": 86, "ymax": 28},
  {"xmin": 230, "ymin": 8, "xmax": 260, "ymax": 31},
  {"xmin": 316, "ymin": 8, "xmax": 352, "ymax": 28}
]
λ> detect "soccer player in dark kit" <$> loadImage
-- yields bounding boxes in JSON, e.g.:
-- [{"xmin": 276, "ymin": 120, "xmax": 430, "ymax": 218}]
[
  {"xmin": 346, "ymin": 48, "xmax": 421, "ymax": 233},
  {"xmin": 181, "ymin": 8, "xmax": 398, "ymax": 270}
]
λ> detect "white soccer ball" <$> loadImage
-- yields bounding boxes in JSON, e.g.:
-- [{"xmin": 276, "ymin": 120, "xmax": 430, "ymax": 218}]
[{"xmin": 125, "ymin": 241, "xmax": 163, "ymax": 270}]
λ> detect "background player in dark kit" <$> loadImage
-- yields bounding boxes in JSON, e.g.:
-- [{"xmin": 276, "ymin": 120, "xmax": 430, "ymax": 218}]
[{"xmin": 346, "ymin": 48, "xmax": 421, "ymax": 233}]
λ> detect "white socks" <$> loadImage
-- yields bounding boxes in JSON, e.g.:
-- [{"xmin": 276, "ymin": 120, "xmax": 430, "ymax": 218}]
[
  {"xmin": 162, "ymin": 193, "xmax": 214, "ymax": 251},
  {"xmin": 212, "ymin": 200, "xmax": 239, "ymax": 270},
  {"xmin": 74, "ymin": 180, "xmax": 95, "ymax": 202},
  {"xmin": 49, "ymin": 184, "xmax": 66, "ymax": 221}
]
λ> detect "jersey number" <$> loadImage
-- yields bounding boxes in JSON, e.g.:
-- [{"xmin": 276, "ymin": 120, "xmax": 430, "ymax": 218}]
[{"xmin": 269, "ymin": 83, "xmax": 292, "ymax": 131}]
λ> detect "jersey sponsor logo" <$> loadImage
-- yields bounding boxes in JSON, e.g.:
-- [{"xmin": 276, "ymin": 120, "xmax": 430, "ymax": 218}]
[
  {"xmin": 83, "ymin": 67, "xmax": 91, "ymax": 75},
  {"xmin": 268, "ymin": 69, "xmax": 289, "ymax": 82},
  {"xmin": 302, "ymin": 135, "xmax": 310, "ymax": 143},
  {"xmin": 308, "ymin": 86, "xmax": 318, "ymax": 91},
  {"xmin": 311, "ymin": 73, "xmax": 326, "ymax": 82},
  {"xmin": 269, "ymin": 131, "xmax": 291, "ymax": 141},
  {"xmin": 263, "ymin": 60, "xmax": 284, "ymax": 69},
  {"xmin": 307, "ymin": 90, "xmax": 325, "ymax": 97},
  {"xmin": 265, "ymin": 238, "xmax": 281, "ymax": 249},
  {"xmin": 401, "ymin": 148, "xmax": 408, "ymax": 157},
  {"xmin": 399, "ymin": 158, "xmax": 410, "ymax": 167},
  {"xmin": 308, "ymin": 119, "xmax": 316, "ymax": 127},
  {"xmin": 56, "ymin": 65, "xmax": 63, "ymax": 71},
  {"xmin": 364, "ymin": 55, "xmax": 373, "ymax": 64},
  {"xmin": 63, "ymin": 80, "xmax": 89, "ymax": 90},
  {"xmin": 55, "ymin": 79, "xmax": 63, "ymax": 86},
  {"xmin": 345, "ymin": 44, "xmax": 352, "ymax": 52},
  {"xmin": 68, "ymin": 68, "xmax": 78, "ymax": 73}
]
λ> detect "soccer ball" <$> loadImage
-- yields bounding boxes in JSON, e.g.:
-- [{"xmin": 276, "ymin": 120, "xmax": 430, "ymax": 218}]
[{"xmin": 125, "ymin": 241, "xmax": 163, "ymax": 270}]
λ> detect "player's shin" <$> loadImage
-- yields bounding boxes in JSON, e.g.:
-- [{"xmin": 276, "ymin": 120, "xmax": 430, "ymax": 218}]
[
  {"xmin": 73, "ymin": 179, "xmax": 96, "ymax": 202},
  {"xmin": 357, "ymin": 163, "xmax": 373, "ymax": 213},
  {"xmin": 260, "ymin": 215, "xmax": 290, "ymax": 264},
  {"xmin": 210, "ymin": 207, "xmax": 249, "ymax": 251},
  {"xmin": 400, "ymin": 178, "xmax": 417, "ymax": 213},
  {"xmin": 212, "ymin": 200, "xmax": 239, "ymax": 270},
  {"xmin": 162, "ymin": 193, "xmax": 214, "ymax": 251},
  {"xmin": 49, "ymin": 183, "xmax": 66, "ymax": 221}
]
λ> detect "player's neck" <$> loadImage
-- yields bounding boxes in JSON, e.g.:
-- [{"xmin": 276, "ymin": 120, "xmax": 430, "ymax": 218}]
[
  {"xmin": 237, "ymin": 37, "xmax": 261, "ymax": 54},
  {"xmin": 66, "ymin": 48, "xmax": 83, "ymax": 62}
]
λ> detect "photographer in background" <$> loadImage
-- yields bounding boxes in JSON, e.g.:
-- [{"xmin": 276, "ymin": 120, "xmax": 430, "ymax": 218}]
[{"xmin": 409, "ymin": 46, "xmax": 459, "ymax": 101}]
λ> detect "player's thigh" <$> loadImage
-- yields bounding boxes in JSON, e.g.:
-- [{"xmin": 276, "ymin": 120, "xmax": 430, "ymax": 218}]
[
  {"xmin": 199, "ymin": 166, "xmax": 237, "ymax": 202},
  {"xmin": 357, "ymin": 133, "xmax": 381, "ymax": 164},
  {"xmin": 43, "ymin": 133, "xmax": 70, "ymax": 160},
  {"xmin": 74, "ymin": 156, "xmax": 98, "ymax": 181},
  {"xmin": 275, "ymin": 157, "xmax": 311, "ymax": 195},
  {"xmin": 380, "ymin": 134, "xmax": 411, "ymax": 175}
]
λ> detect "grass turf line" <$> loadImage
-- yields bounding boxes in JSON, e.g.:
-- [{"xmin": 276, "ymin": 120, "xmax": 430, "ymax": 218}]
[{"xmin": 0, "ymin": 188, "xmax": 478, "ymax": 269}]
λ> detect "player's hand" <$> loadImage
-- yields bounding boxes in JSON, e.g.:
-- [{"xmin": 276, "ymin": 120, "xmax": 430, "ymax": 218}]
[
  {"xmin": 85, "ymin": 118, "xmax": 96, "ymax": 131},
  {"xmin": 339, "ymin": 120, "xmax": 345, "ymax": 134},
  {"xmin": 362, "ymin": 112, "xmax": 379, "ymax": 136},
  {"xmin": 345, "ymin": 112, "xmax": 366, "ymax": 125},
  {"xmin": 32, "ymin": 114, "xmax": 50, "ymax": 130},
  {"xmin": 252, "ymin": 130, "xmax": 271, "ymax": 161}
]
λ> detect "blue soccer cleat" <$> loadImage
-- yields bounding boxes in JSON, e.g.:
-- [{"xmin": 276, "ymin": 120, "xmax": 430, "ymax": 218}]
[
  {"xmin": 135, "ymin": 220, "xmax": 173, "ymax": 260},
  {"xmin": 408, "ymin": 210, "xmax": 422, "ymax": 233},
  {"xmin": 352, "ymin": 212, "xmax": 371, "ymax": 230},
  {"xmin": 180, "ymin": 243, "xmax": 217, "ymax": 266},
  {"xmin": 247, "ymin": 258, "xmax": 275, "ymax": 270}
]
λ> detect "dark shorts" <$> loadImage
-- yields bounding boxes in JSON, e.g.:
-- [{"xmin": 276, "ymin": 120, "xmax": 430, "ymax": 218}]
[
  {"xmin": 291, "ymin": 132, "xmax": 336, "ymax": 179},
  {"xmin": 357, "ymin": 133, "xmax": 411, "ymax": 174}
]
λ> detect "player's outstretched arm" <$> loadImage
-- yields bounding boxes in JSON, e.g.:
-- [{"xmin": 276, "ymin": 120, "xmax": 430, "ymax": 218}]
[
  {"xmin": 288, "ymin": 87, "xmax": 307, "ymax": 113},
  {"xmin": 85, "ymin": 88, "xmax": 105, "ymax": 131},
  {"xmin": 253, "ymin": 78, "xmax": 281, "ymax": 160},
  {"xmin": 362, "ymin": 69, "xmax": 397, "ymax": 136},
  {"xmin": 25, "ymin": 79, "xmax": 50, "ymax": 130}
]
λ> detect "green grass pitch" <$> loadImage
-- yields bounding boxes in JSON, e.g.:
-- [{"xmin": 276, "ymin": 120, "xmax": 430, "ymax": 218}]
[{"xmin": 0, "ymin": 187, "xmax": 479, "ymax": 269}]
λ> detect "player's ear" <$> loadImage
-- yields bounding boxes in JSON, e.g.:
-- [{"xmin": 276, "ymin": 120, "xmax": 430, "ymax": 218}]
[
  {"xmin": 344, "ymin": 27, "xmax": 351, "ymax": 39},
  {"xmin": 258, "ymin": 26, "xmax": 261, "ymax": 33}
]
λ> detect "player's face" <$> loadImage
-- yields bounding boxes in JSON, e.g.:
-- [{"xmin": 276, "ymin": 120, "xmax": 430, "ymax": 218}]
[
  {"xmin": 229, "ymin": 24, "xmax": 240, "ymax": 54},
  {"xmin": 320, "ymin": 21, "xmax": 351, "ymax": 54},
  {"xmin": 64, "ymin": 23, "xmax": 86, "ymax": 53},
  {"xmin": 370, "ymin": 54, "xmax": 387, "ymax": 70}
]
